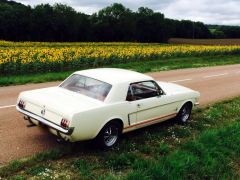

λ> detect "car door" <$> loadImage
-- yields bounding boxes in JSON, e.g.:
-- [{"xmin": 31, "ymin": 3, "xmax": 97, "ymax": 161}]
[{"xmin": 126, "ymin": 81, "xmax": 177, "ymax": 129}]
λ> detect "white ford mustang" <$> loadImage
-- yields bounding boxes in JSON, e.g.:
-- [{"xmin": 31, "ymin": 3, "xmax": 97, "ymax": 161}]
[{"xmin": 17, "ymin": 68, "xmax": 200, "ymax": 148}]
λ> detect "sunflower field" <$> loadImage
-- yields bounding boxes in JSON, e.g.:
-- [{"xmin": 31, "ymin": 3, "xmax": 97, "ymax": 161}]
[{"xmin": 1, "ymin": 41, "xmax": 240, "ymax": 76}]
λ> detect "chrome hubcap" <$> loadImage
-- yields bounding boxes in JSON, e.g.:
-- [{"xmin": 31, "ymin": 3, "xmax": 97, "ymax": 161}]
[
  {"xmin": 103, "ymin": 125, "xmax": 118, "ymax": 147},
  {"xmin": 181, "ymin": 107, "xmax": 190, "ymax": 122}
]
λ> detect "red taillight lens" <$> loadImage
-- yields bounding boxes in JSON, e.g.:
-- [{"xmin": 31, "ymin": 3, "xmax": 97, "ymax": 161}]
[
  {"xmin": 18, "ymin": 99, "xmax": 25, "ymax": 109},
  {"xmin": 61, "ymin": 118, "xmax": 70, "ymax": 128}
]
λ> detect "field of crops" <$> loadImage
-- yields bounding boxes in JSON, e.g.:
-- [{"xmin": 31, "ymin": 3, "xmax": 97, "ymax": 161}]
[{"xmin": 1, "ymin": 41, "xmax": 240, "ymax": 76}]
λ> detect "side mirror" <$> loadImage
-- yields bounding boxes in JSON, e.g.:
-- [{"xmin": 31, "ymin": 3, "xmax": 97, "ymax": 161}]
[{"xmin": 157, "ymin": 89, "xmax": 164, "ymax": 96}]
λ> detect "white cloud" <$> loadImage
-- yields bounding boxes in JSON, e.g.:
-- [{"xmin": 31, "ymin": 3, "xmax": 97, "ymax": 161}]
[
  {"xmin": 14, "ymin": 0, "xmax": 240, "ymax": 25},
  {"xmin": 161, "ymin": 0, "xmax": 240, "ymax": 25}
]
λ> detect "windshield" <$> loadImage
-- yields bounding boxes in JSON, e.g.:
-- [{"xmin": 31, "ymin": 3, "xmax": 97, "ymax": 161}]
[{"xmin": 60, "ymin": 74, "xmax": 112, "ymax": 101}]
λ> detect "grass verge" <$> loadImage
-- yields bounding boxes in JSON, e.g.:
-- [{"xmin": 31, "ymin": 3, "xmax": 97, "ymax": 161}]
[
  {"xmin": 1, "ymin": 97, "xmax": 240, "ymax": 179},
  {"xmin": 1, "ymin": 54, "xmax": 240, "ymax": 86}
]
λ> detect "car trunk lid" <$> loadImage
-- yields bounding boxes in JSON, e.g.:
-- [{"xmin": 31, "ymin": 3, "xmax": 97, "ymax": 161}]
[{"xmin": 20, "ymin": 87, "xmax": 102, "ymax": 125}]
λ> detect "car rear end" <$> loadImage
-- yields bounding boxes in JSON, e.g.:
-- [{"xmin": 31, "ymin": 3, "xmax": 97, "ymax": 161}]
[
  {"xmin": 16, "ymin": 87, "xmax": 101, "ymax": 142},
  {"xmin": 17, "ymin": 98, "xmax": 75, "ymax": 142}
]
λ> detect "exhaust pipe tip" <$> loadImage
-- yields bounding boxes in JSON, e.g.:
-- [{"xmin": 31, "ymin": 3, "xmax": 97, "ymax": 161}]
[
  {"xmin": 24, "ymin": 115, "xmax": 30, "ymax": 121},
  {"xmin": 24, "ymin": 116, "xmax": 36, "ymax": 127}
]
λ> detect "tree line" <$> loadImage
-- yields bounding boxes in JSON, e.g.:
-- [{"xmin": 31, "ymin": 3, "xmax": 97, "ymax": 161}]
[
  {"xmin": 0, "ymin": 0, "xmax": 224, "ymax": 42},
  {"xmin": 208, "ymin": 25, "xmax": 240, "ymax": 39}
]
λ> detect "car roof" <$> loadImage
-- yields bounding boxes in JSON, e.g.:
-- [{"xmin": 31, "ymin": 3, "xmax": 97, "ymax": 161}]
[{"xmin": 74, "ymin": 68, "xmax": 153, "ymax": 85}]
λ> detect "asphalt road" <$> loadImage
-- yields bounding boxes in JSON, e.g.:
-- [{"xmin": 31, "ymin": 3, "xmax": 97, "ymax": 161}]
[{"xmin": 1, "ymin": 64, "xmax": 240, "ymax": 164}]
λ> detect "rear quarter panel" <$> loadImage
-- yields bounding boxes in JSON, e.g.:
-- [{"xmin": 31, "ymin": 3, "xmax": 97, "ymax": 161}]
[{"xmin": 70, "ymin": 102, "xmax": 129, "ymax": 141}]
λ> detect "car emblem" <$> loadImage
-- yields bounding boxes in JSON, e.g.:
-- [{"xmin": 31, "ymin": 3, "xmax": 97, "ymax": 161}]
[{"xmin": 41, "ymin": 106, "xmax": 46, "ymax": 116}]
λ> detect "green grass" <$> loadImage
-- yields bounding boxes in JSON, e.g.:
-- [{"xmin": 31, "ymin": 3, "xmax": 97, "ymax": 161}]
[
  {"xmin": 126, "ymin": 123, "xmax": 240, "ymax": 179},
  {"xmin": 26, "ymin": 165, "xmax": 49, "ymax": 176},
  {"xmin": 1, "ymin": 54, "xmax": 240, "ymax": 86},
  {"xmin": 1, "ymin": 97, "xmax": 240, "ymax": 179},
  {"xmin": 73, "ymin": 159, "xmax": 97, "ymax": 178}
]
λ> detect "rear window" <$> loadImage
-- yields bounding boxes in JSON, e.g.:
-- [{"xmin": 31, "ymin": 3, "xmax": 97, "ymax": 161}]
[{"xmin": 60, "ymin": 74, "xmax": 112, "ymax": 101}]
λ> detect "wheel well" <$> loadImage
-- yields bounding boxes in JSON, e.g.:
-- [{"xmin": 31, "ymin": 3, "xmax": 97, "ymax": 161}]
[
  {"xmin": 184, "ymin": 101, "xmax": 193, "ymax": 109},
  {"xmin": 106, "ymin": 119, "xmax": 124, "ymax": 133}
]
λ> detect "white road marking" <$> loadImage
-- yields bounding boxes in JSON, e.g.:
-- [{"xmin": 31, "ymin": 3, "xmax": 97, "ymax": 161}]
[
  {"xmin": 204, "ymin": 73, "xmax": 228, "ymax": 78},
  {"xmin": 169, "ymin": 78, "xmax": 192, "ymax": 83},
  {"xmin": 0, "ymin": 105, "xmax": 16, "ymax": 109}
]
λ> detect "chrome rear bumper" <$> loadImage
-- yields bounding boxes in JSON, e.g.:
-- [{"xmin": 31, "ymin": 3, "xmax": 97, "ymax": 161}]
[{"xmin": 16, "ymin": 106, "xmax": 74, "ymax": 135}]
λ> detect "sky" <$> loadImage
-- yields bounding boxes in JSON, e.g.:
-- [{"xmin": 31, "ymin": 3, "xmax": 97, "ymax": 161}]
[{"xmin": 14, "ymin": 0, "xmax": 240, "ymax": 26}]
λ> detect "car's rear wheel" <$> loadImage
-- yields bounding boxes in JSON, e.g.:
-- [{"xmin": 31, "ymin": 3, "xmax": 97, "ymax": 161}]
[
  {"xmin": 176, "ymin": 103, "xmax": 192, "ymax": 123},
  {"xmin": 96, "ymin": 121, "xmax": 121, "ymax": 149}
]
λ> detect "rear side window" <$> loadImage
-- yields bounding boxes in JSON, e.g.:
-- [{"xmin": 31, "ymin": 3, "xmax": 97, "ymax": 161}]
[{"xmin": 126, "ymin": 81, "xmax": 161, "ymax": 101}]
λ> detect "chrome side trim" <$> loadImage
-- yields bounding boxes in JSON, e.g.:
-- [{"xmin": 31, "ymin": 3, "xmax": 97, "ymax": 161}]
[
  {"xmin": 124, "ymin": 112, "xmax": 177, "ymax": 130},
  {"xmin": 16, "ymin": 106, "xmax": 74, "ymax": 135}
]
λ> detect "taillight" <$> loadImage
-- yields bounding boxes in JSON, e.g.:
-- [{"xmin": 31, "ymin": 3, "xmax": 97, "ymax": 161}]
[
  {"xmin": 61, "ymin": 118, "xmax": 70, "ymax": 128},
  {"xmin": 18, "ymin": 99, "xmax": 25, "ymax": 109}
]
